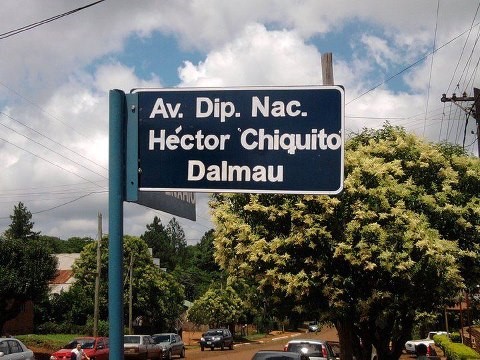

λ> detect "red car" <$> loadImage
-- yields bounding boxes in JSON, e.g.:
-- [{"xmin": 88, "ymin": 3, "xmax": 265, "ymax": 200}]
[{"xmin": 49, "ymin": 337, "xmax": 109, "ymax": 360}]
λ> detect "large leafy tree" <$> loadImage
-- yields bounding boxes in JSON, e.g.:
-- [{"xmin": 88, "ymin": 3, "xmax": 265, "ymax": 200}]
[
  {"xmin": 0, "ymin": 203, "xmax": 57, "ymax": 334},
  {"xmin": 187, "ymin": 286, "xmax": 244, "ymax": 328},
  {"xmin": 71, "ymin": 235, "xmax": 185, "ymax": 331},
  {"xmin": 210, "ymin": 125, "xmax": 479, "ymax": 360}
]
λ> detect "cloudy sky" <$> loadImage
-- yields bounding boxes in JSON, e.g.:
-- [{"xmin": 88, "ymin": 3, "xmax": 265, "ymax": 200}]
[{"xmin": 0, "ymin": 0, "xmax": 479, "ymax": 243}]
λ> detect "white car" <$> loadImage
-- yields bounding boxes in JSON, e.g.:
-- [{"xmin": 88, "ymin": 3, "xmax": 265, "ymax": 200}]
[
  {"xmin": 404, "ymin": 331, "xmax": 448, "ymax": 354},
  {"xmin": 0, "ymin": 337, "xmax": 35, "ymax": 360},
  {"xmin": 284, "ymin": 339, "xmax": 336, "ymax": 360}
]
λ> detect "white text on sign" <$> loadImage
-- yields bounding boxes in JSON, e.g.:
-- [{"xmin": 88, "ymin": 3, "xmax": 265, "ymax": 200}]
[{"xmin": 149, "ymin": 96, "xmax": 309, "ymax": 122}]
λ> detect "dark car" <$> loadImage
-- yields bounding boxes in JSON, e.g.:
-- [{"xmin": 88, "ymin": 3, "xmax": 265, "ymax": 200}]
[
  {"xmin": 152, "ymin": 333, "xmax": 185, "ymax": 359},
  {"xmin": 49, "ymin": 336, "xmax": 109, "ymax": 360},
  {"xmin": 199, "ymin": 328, "xmax": 234, "ymax": 351},
  {"xmin": 252, "ymin": 350, "xmax": 310, "ymax": 360},
  {"xmin": 284, "ymin": 339, "xmax": 336, "ymax": 360}
]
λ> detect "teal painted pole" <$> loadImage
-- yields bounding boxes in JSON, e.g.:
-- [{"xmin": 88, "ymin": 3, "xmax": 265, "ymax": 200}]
[{"xmin": 109, "ymin": 89, "xmax": 125, "ymax": 359}]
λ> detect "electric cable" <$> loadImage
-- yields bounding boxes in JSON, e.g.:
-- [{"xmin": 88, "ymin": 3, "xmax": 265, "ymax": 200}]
[
  {"xmin": 0, "ymin": 0, "xmax": 106, "ymax": 40},
  {"xmin": 347, "ymin": 20, "xmax": 480, "ymax": 105}
]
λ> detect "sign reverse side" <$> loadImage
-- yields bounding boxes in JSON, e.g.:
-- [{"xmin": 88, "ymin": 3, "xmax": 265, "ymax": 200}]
[{"xmin": 135, "ymin": 86, "xmax": 344, "ymax": 194}]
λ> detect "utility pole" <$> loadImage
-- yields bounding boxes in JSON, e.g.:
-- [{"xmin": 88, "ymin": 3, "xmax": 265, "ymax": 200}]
[
  {"xmin": 321, "ymin": 52, "xmax": 334, "ymax": 85},
  {"xmin": 441, "ymin": 88, "xmax": 480, "ymax": 157},
  {"xmin": 128, "ymin": 252, "xmax": 134, "ymax": 335},
  {"xmin": 93, "ymin": 212, "xmax": 102, "ymax": 337}
]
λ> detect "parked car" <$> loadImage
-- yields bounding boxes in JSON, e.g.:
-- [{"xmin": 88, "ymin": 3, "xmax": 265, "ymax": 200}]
[
  {"xmin": 151, "ymin": 333, "xmax": 185, "ymax": 359},
  {"xmin": 404, "ymin": 331, "xmax": 448, "ymax": 354},
  {"xmin": 49, "ymin": 337, "xmax": 109, "ymax": 360},
  {"xmin": 0, "ymin": 337, "xmax": 35, "ymax": 360},
  {"xmin": 284, "ymin": 339, "xmax": 336, "ymax": 360},
  {"xmin": 124, "ymin": 335, "xmax": 162, "ymax": 360},
  {"xmin": 307, "ymin": 322, "xmax": 319, "ymax": 333},
  {"xmin": 252, "ymin": 350, "xmax": 310, "ymax": 360},
  {"xmin": 199, "ymin": 328, "xmax": 234, "ymax": 351}
]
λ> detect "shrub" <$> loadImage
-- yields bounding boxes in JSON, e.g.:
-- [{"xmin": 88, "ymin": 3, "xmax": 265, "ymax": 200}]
[
  {"xmin": 36, "ymin": 321, "xmax": 84, "ymax": 335},
  {"xmin": 434, "ymin": 334, "xmax": 480, "ymax": 360},
  {"xmin": 450, "ymin": 332, "xmax": 462, "ymax": 343},
  {"xmin": 84, "ymin": 319, "xmax": 109, "ymax": 337}
]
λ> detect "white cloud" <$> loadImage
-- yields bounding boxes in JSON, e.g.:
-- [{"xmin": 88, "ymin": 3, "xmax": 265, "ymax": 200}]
[
  {"xmin": 1, "ymin": 0, "xmax": 479, "ymax": 240},
  {"xmin": 178, "ymin": 24, "xmax": 322, "ymax": 87},
  {"xmin": 360, "ymin": 34, "xmax": 398, "ymax": 70}
]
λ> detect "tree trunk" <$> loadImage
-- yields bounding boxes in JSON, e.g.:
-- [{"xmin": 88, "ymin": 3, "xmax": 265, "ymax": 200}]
[{"xmin": 336, "ymin": 318, "xmax": 355, "ymax": 360}]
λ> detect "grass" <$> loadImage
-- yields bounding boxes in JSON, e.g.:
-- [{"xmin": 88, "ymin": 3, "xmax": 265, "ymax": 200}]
[{"xmin": 16, "ymin": 334, "xmax": 82, "ymax": 351}]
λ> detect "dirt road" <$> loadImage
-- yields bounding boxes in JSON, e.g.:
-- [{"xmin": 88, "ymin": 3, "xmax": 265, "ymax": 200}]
[
  {"xmin": 182, "ymin": 327, "xmax": 445, "ymax": 360},
  {"xmin": 184, "ymin": 327, "xmax": 338, "ymax": 360}
]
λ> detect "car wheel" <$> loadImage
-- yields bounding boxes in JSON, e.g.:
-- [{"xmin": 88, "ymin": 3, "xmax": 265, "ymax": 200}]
[
  {"xmin": 167, "ymin": 350, "xmax": 172, "ymax": 360},
  {"xmin": 180, "ymin": 347, "xmax": 185, "ymax": 358},
  {"xmin": 221, "ymin": 342, "xmax": 224, "ymax": 350},
  {"xmin": 200, "ymin": 346, "xmax": 204, "ymax": 351},
  {"xmin": 229, "ymin": 342, "xmax": 234, "ymax": 350},
  {"xmin": 210, "ymin": 346, "xmax": 214, "ymax": 351}
]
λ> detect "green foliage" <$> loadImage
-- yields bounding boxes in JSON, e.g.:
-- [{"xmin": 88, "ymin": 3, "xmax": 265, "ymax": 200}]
[
  {"xmin": 435, "ymin": 334, "xmax": 480, "ymax": 359},
  {"xmin": 17, "ymin": 333, "xmax": 83, "ymax": 352},
  {"xmin": 210, "ymin": 125, "xmax": 479, "ymax": 360},
  {"xmin": 450, "ymin": 332, "xmax": 462, "ymax": 343},
  {"xmin": 35, "ymin": 321, "xmax": 85, "ymax": 335},
  {"xmin": 68, "ymin": 235, "xmax": 185, "ymax": 331},
  {"xmin": 4, "ymin": 201, "xmax": 40, "ymax": 240},
  {"xmin": 173, "ymin": 229, "xmax": 222, "ymax": 301},
  {"xmin": 187, "ymin": 286, "xmax": 244, "ymax": 327},
  {"xmin": 141, "ymin": 217, "xmax": 187, "ymax": 271},
  {"xmin": 0, "ymin": 203, "xmax": 57, "ymax": 332},
  {"xmin": 39, "ymin": 236, "xmax": 94, "ymax": 253}
]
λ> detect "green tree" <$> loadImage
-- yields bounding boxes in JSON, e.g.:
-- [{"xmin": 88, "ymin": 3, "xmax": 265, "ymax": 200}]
[
  {"xmin": 187, "ymin": 286, "xmax": 244, "ymax": 328},
  {"xmin": 39, "ymin": 236, "xmax": 93, "ymax": 253},
  {"xmin": 0, "ymin": 204, "xmax": 57, "ymax": 333},
  {"xmin": 71, "ymin": 235, "xmax": 185, "ymax": 331},
  {"xmin": 141, "ymin": 217, "xmax": 187, "ymax": 270},
  {"xmin": 4, "ymin": 202, "xmax": 39, "ymax": 240},
  {"xmin": 210, "ymin": 125, "xmax": 478, "ymax": 360},
  {"xmin": 173, "ymin": 230, "xmax": 223, "ymax": 301}
]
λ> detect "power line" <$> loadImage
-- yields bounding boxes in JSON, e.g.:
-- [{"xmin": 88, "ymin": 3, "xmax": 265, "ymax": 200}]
[
  {"xmin": 423, "ymin": 0, "xmax": 440, "ymax": 136},
  {"xmin": 445, "ymin": 0, "xmax": 480, "ymax": 95},
  {"xmin": 0, "ymin": 135, "xmax": 106, "ymax": 187},
  {"xmin": 0, "ymin": 0, "xmax": 106, "ymax": 40},
  {"xmin": 0, "ymin": 113, "xmax": 107, "ymax": 180},
  {"xmin": 347, "ymin": 20, "xmax": 480, "ymax": 105}
]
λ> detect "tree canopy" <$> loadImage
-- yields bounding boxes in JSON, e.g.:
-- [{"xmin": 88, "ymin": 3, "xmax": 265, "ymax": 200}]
[
  {"xmin": 0, "ymin": 203, "xmax": 57, "ymax": 334},
  {"xmin": 210, "ymin": 125, "xmax": 479, "ymax": 360},
  {"xmin": 4, "ymin": 202, "xmax": 40, "ymax": 240},
  {"xmin": 71, "ymin": 235, "xmax": 185, "ymax": 331},
  {"xmin": 141, "ymin": 216, "xmax": 187, "ymax": 271},
  {"xmin": 187, "ymin": 286, "xmax": 244, "ymax": 328}
]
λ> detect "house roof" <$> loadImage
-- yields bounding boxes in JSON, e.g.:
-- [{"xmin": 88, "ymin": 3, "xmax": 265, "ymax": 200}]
[{"xmin": 49, "ymin": 254, "xmax": 80, "ymax": 294}]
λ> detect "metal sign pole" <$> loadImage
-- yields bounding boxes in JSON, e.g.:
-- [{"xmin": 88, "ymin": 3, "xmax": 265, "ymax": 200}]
[{"xmin": 109, "ymin": 89, "xmax": 125, "ymax": 359}]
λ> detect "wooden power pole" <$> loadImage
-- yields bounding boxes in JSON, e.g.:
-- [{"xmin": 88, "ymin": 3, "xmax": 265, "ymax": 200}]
[
  {"xmin": 93, "ymin": 212, "xmax": 102, "ymax": 336},
  {"xmin": 441, "ymin": 88, "xmax": 480, "ymax": 157},
  {"xmin": 321, "ymin": 52, "xmax": 334, "ymax": 85}
]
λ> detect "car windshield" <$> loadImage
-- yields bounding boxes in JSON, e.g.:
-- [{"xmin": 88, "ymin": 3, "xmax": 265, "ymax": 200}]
[
  {"xmin": 65, "ymin": 339, "xmax": 95, "ymax": 349},
  {"xmin": 205, "ymin": 330, "xmax": 223, "ymax": 336},
  {"xmin": 124, "ymin": 336, "xmax": 141, "ymax": 344},
  {"xmin": 253, "ymin": 353, "xmax": 302, "ymax": 360},
  {"xmin": 154, "ymin": 335, "xmax": 170, "ymax": 342},
  {"xmin": 289, "ymin": 343, "xmax": 323, "ymax": 357}
]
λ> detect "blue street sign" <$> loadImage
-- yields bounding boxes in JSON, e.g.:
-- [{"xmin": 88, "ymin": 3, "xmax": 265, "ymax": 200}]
[{"xmin": 133, "ymin": 86, "xmax": 344, "ymax": 194}]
